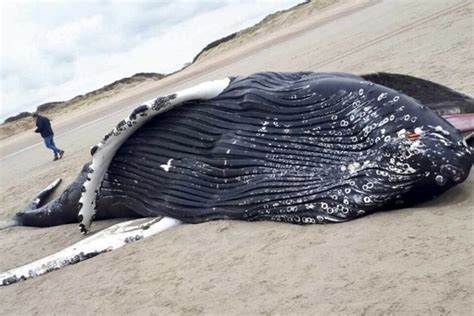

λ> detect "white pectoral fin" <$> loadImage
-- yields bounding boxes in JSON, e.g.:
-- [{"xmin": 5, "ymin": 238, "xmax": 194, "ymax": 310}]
[
  {"xmin": 0, "ymin": 216, "xmax": 182, "ymax": 286},
  {"xmin": 79, "ymin": 78, "xmax": 231, "ymax": 233}
]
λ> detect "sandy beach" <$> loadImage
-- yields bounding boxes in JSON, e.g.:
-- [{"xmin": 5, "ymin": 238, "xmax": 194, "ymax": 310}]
[{"xmin": 0, "ymin": 0, "xmax": 472, "ymax": 314}]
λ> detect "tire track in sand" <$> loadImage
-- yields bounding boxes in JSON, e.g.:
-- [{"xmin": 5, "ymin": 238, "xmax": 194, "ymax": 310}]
[{"xmin": 309, "ymin": 1, "xmax": 469, "ymax": 69}]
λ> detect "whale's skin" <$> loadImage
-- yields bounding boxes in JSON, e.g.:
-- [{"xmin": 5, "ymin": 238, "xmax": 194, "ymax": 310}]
[
  {"xmin": 15, "ymin": 163, "xmax": 140, "ymax": 227},
  {"xmin": 84, "ymin": 72, "xmax": 472, "ymax": 226},
  {"xmin": 3, "ymin": 71, "xmax": 473, "ymax": 287},
  {"xmin": 14, "ymin": 72, "xmax": 473, "ymax": 229}
]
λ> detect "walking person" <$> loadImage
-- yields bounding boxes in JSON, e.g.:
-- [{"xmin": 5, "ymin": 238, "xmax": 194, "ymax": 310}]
[{"xmin": 33, "ymin": 113, "xmax": 65, "ymax": 161}]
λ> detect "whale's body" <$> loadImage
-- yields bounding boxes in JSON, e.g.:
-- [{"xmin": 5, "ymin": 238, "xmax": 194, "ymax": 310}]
[
  {"xmin": 14, "ymin": 72, "xmax": 474, "ymax": 230},
  {"xmin": 85, "ymin": 72, "xmax": 472, "ymax": 228},
  {"xmin": 3, "ymin": 72, "xmax": 473, "ymax": 286}
]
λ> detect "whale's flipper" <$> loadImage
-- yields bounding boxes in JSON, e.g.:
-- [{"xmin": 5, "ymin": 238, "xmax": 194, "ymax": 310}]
[
  {"xmin": 12, "ymin": 163, "xmax": 90, "ymax": 227},
  {"xmin": 0, "ymin": 178, "xmax": 63, "ymax": 229},
  {"xmin": 11, "ymin": 162, "xmax": 140, "ymax": 228},
  {"xmin": 361, "ymin": 72, "xmax": 474, "ymax": 115},
  {"xmin": 78, "ymin": 78, "xmax": 231, "ymax": 234},
  {"xmin": 0, "ymin": 216, "xmax": 182, "ymax": 286},
  {"xmin": 24, "ymin": 178, "xmax": 62, "ymax": 210}
]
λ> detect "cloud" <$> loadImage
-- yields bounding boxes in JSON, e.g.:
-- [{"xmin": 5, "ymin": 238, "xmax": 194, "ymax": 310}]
[{"xmin": 0, "ymin": 0, "xmax": 302, "ymax": 121}]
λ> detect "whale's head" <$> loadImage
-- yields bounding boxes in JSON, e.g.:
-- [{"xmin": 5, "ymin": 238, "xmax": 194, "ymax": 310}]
[{"xmin": 375, "ymin": 124, "xmax": 472, "ymax": 205}]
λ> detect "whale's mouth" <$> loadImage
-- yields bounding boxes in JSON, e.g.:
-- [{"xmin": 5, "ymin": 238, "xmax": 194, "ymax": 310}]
[
  {"xmin": 78, "ymin": 78, "xmax": 231, "ymax": 234},
  {"xmin": 441, "ymin": 114, "xmax": 474, "ymax": 155},
  {"xmin": 464, "ymin": 132, "xmax": 474, "ymax": 149},
  {"xmin": 442, "ymin": 113, "xmax": 474, "ymax": 134}
]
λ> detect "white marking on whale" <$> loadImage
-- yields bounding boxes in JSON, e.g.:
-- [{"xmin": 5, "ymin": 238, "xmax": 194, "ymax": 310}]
[
  {"xmin": 160, "ymin": 159, "xmax": 174, "ymax": 172},
  {"xmin": 0, "ymin": 217, "xmax": 182, "ymax": 285}
]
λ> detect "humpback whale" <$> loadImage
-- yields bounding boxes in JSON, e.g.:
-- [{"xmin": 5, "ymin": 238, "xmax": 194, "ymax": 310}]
[{"xmin": 2, "ymin": 72, "xmax": 473, "ymax": 286}]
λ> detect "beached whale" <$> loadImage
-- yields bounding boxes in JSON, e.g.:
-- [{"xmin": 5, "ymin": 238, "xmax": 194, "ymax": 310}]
[{"xmin": 2, "ymin": 71, "xmax": 473, "ymax": 286}]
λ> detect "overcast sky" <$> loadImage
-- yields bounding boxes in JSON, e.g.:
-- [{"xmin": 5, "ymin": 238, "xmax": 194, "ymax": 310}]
[{"xmin": 0, "ymin": 0, "xmax": 302, "ymax": 121}]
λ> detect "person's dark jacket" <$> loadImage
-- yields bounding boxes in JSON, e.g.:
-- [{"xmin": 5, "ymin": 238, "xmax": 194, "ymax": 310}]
[{"xmin": 35, "ymin": 116, "xmax": 54, "ymax": 138}]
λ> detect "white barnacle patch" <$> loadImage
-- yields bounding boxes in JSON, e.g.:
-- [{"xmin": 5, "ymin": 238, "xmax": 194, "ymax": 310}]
[
  {"xmin": 430, "ymin": 132, "xmax": 451, "ymax": 146},
  {"xmin": 347, "ymin": 161, "xmax": 361, "ymax": 174},
  {"xmin": 377, "ymin": 92, "xmax": 388, "ymax": 101},
  {"xmin": 302, "ymin": 217, "xmax": 316, "ymax": 224},
  {"xmin": 160, "ymin": 159, "xmax": 174, "ymax": 172},
  {"xmin": 78, "ymin": 77, "xmax": 231, "ymax": 233},
  {"xmin": 409, "ymin": 140, "xmax": 424, "ymax": 153},
  {"xmin": 379, "ymin": 117, "xmax": 389, "ymax": 127},
  {"xmin": 435, "ymin": 175, "xmax": 446, "ymax": 185},
  {"xmin": 435, "ymin": 125, "xmax": 450, "ymax": 136},
  {"xmin": 397, "ymin": 129, "xmax": 407, "ymax": 138}
]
